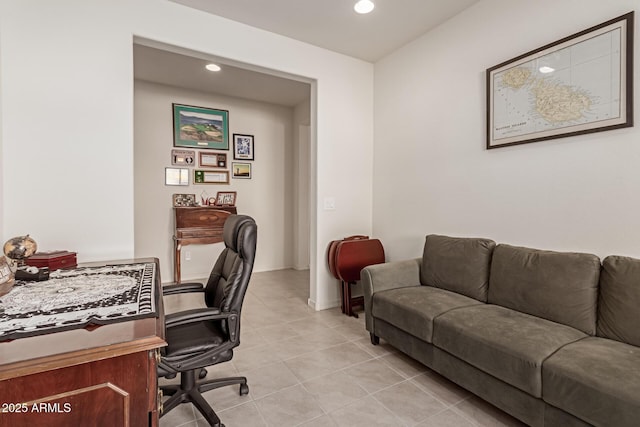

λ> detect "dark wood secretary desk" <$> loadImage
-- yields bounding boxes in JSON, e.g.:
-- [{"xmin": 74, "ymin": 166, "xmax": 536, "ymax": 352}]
[
  {"xmin": 173, "ymin": 206, "xmax": 237, "ymax": 283},
  {"xmin": 0, "ymin": 258, "xmax": 166, "ymax": 427}
]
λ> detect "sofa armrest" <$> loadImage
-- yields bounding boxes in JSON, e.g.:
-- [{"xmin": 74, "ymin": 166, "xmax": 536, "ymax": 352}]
[{"xmin": 362, "ymin": 258, "xmax": 421, "ymax": 332}]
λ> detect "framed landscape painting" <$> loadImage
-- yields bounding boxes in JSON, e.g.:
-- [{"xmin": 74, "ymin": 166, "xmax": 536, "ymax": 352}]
[
  {"xmin": 232, "ymin": 162, "xmax": 252, "ymax": 179},
  {"xmin": 173, "ymin": 104, "xmax": 229, "ymax": 150}
]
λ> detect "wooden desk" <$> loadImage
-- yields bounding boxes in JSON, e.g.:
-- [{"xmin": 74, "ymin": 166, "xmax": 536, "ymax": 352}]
[
  {"xmin": 0, "ymin": 258, "xmax": 166, "ymax": 427},
  {"xmin": 173, "ymin": 206, "xmax": 237, "ymax": 283}
]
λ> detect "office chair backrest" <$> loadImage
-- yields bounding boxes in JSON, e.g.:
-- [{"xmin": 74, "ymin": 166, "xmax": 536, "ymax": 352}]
[{"xmin": 204, "ymin": 215, "xmax": 257, "ymax": 313}]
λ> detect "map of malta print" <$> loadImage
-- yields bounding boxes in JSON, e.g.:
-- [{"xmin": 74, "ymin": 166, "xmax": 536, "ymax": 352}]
[{"xmin": 487, "ymin": 12, "xmax": 633, "ymax": 148}]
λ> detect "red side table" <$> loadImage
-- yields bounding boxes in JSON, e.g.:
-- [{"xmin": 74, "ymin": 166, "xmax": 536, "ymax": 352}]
[{"xmin": 327, "ymin": 236, "xmax": 385, "ymax": 317}]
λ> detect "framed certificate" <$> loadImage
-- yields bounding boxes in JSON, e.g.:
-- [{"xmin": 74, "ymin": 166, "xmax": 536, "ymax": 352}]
[
  {"xmin": 165, "ymin": 168, "xmax": 189, "ymax": 186},
  {"xmin": 194, "ymin": 170, "xmax": 230, "ymax": 184},
  {"xmin": 199, "ymin": 152, "xmax": 227, "ymax": 168}
]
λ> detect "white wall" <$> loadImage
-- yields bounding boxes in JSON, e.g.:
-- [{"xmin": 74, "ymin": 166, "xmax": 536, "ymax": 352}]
[
  {"xmin": 134, "ymin": 80, "xmax": 296, "ymax": 281},
  {"xmin": 0, "ymin": 0, "xmax": 374, "ymax": 310},
  {"xmin": 293, "ymin": 101, "xmax": 311, "ymax": 270},
  {"xmin": 0, "ymin": 1, "xmax": 135, "ymax": 261},
  {"xmin": 0, "ymin": 28, "xmax": 3, "ymax": 241},
  {"xmin": 374, "ymin": 0, "xmax": 640, "ymax": 261}
]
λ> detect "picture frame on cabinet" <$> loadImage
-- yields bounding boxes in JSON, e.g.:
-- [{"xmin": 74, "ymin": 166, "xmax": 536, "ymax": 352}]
[
  {"xmin": 172, "ymin": 194, "xmax": 197, "ymax": 207},
  {"xmin": 214, "ymin": 191, "xmax": 237, "ymax": 207}
]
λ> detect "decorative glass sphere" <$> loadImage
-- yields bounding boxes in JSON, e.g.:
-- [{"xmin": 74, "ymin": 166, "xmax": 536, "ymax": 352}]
[{"xmin": 3, "ymin": 235, "xmax": 38, "ymax": 261}]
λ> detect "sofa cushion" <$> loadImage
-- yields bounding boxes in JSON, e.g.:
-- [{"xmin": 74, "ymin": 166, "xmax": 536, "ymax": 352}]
[
  {"xmin": 433, "ymin": 304, "xmax": 586, "ymax": 397},
  {"xmin": 488, "ymin": 244, "xmax": 600, "ymax": 334},
  {"xmin": 372, "ymin": 286, "xmax": 482, "ymax": 343},
  {"xmin": 420, "ymin": 234, "xmax": 496, "ymax": 302},
  {"xmin": 597, "ymin": 255, "xmax": 640, "ymax": 346},
  {"xmin": 543, "ymin": 337, "xmax": 640, "ymax": 427}
]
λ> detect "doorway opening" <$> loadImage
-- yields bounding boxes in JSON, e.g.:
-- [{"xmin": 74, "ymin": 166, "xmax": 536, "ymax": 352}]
[{"xmin": 132, "ymin": 38, "xmax": 314, "ymax": 302}]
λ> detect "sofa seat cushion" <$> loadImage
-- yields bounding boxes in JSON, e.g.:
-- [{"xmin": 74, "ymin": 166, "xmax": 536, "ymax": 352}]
[
  {"xmin": 543, "ymin": 337, "xmax": 640, "ymax": 427},
  {"xmin": 372, "ymin": 286, "xmax": 482, "ymax": 343},
  {"xmin": 433, "ymin": 304, "xmax": 586, "ymax": 397}
]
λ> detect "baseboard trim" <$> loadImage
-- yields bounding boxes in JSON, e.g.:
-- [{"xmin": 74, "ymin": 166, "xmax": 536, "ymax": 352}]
[{"xmin": 307, "ymin": 297, "xmax": 341, "ymax": 311}]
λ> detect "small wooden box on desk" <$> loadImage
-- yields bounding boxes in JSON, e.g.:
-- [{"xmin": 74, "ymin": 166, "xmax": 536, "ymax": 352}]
[
  {"xmin": 173, "ymin": 206, "xmax": 237, "ymax": 283},
  {"xmin": 26, "ymin": 251, "xmax": 77, "ymax": 271}
]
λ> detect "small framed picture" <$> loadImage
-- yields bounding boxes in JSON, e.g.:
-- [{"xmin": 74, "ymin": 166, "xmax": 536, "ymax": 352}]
[
  {"xmin": 232, "ymin": 162, "xmax": 252, "ymax": 179},
  {"xmin": 171, "ymin": 149, "xmax": 195, "ymax": 166},
  {"xmin": 199, "ymin": 151, "xmax": 227, "ymax": 168},
  {"xmin": 165, "ymin": 168, "xmax": 189, "ymax": 186},
  {"xmin": 215, "ymin": 191, "xmax": 237, "ymax": 207},
  {"xmin": 172, "ymin": 194, "xmax": 197, "ymax": 207},
  {"xmin": 233, "ymin": 134, "xmax": 254, "ymax": 160},
  {"xmin": 194, "ymin": 169, "xmax": 230, "ymax": 184}
]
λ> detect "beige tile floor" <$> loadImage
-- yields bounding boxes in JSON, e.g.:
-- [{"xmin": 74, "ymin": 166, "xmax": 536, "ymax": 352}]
[{"xmin": 160, "ymin": 269, "xmax": 526, "ymax": 427}]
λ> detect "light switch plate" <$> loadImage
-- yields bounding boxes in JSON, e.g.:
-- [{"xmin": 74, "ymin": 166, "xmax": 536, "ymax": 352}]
[{"xmin": 323, "ymin": 197, "xmax": 336, "ymax": 210}]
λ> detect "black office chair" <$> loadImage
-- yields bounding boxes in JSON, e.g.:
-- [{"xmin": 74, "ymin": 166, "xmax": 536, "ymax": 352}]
[{"xmin": 158, "ymin": 214, "xmax": 257, "ymax": 427}]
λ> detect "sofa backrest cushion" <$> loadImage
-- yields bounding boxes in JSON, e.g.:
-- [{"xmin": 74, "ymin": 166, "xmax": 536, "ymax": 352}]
[
  {"xmin": 597, "ymin": 255, "xmax": 640, "ymax": 346},
  {"xmin": 420, "ymin": 234, "xmax": 496, "ymax": 302},
  {"xmin": 488, "ymin": 244, "xmax": 600, "ymax": 335}
]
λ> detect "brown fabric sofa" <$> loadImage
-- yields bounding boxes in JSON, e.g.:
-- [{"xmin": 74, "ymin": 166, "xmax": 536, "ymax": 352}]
[{"xmin": 362, "ymin": 234, "xmax": 640, "ymax": 427}]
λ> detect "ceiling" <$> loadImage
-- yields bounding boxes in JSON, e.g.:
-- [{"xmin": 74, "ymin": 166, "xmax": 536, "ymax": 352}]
[
  {"xmin": 170, "ymin": 0, "xmax": 481, "ymax": 62},
  {"xmin": 133, "ymin": 44, "xmax": 311, "ymax": 107},
  {"xmin": 135, "ymin": 0, "xmax": 480, "ymax": 106}
]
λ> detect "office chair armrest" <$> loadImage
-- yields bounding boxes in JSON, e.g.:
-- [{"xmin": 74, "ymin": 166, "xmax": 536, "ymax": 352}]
[
  {"xmin": 162, "ymin": 282, "xmax": 204, "ymax": 295},
  {"xmin": 165, "ymin": 307, "xmax": 229, "ymax": 328}
]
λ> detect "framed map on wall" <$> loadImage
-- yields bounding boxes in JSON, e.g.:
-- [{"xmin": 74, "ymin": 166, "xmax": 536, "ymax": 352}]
[{"xmin": 486, "ymin": 12, "xmax": 633, "ymax": 149}]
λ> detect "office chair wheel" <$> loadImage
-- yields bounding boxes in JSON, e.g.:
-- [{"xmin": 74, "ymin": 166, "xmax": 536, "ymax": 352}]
[
  {"xmin": 239, "ymin": 383, "xmax": 249, "ymax": 395},
  {"xmin": 164, "ymin": 373, "xmax": 177, "ymax": 379},
  {"xmin": 198, "ymin": 368, "xmax": 208, "ymax": 379}
]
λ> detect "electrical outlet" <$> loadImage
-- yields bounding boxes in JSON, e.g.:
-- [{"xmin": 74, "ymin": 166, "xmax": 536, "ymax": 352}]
[{"xmin": 185, "ymin": 251, "xmax": 191, "ymax": 261}]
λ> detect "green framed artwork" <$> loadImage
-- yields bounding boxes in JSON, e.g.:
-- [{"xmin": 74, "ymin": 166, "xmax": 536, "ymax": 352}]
[
  {"xmin": 172, "ymin": 103, "xmax": 229, "ymax": 150},
  {"xmin": 194, "ymin": 169, "xmax": 230, "ymax": 184}
]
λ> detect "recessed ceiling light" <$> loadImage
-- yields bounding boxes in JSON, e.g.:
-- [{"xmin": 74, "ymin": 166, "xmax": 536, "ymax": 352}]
[
  {"xmin": 539, "ymin": 66, "xmax": 555, "ymax": 74},
  {"xmin": 205, "ymin": 63, "xmax": 221, "ymax": 72},
  {"xmin": 354, "ymin": 0, "xmax": 375, "ymax": 14}
]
